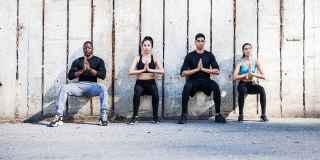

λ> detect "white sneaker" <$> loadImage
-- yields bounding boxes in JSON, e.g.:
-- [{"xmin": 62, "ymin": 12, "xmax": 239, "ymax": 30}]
[{"xmin": 49, "ymin": 115, "xmax": 64, "ymax": 127}]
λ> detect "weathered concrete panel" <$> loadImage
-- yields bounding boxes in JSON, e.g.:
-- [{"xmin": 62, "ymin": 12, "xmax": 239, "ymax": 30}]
[
  {"xmin": 0, "ymin": 0, "xmax": 17, "ymax": 120},
  {"xmin": 91, "ymin": 0, "xmax": 113, "ymax": 116},
  {"xmin": 258, "ymin": 0, "xmax": 281, "ymax": 117},
  {"xmin": 305, "ymin": 0, "xmax": 320, "ymax": 117},
  {"xmin": 1, "ymin": 0, "xmax": 320, "ymax": 120},
  {"xmin": 43, "ymin": 0, "xmax": 67, "ymax": 117},
  {"xmin": 282, "ymin": 0, "xmax": 304, "ymax": 117},
  {"xmin": 139, "ymin": 0, "xmax": 164, "ymax": 118},
  {"xmin": 163, "ymin": 0, "xmax": 187, "ymax": 118},
  {"xmin": 114, "ymin": 0, "xmax": 140, "ymax": 118},
  {"xmin": 67, "ymin": 0, "xmax": 92, "ymax": 117},
  {"xmin": 187, "ymin": 0, "xmax": 212, "ymax": 118},
  {"xmin": 235, "ymin": 0, "xmax": 258, "ymax": 118},
  {"xmin": 18, "ymin": 0, "xmax": 43, "ymax": 120},
  {"xmin": 212, "ymin": 0, "xmax": 234, "ymax": 115}
]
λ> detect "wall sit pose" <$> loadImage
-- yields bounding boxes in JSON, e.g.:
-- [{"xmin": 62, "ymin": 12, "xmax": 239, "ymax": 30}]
[
  {"xmin": 128, "ymin": 36, "xmax": 165, "ymax": 124},
  {"xmin": 233, "ymin": 43, "xmax": 268, "ymax": 122}
]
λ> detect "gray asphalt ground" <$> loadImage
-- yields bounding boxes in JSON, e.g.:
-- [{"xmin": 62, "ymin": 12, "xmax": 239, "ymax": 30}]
[{"xmin": 0, "ymin": 118, "xmax": 319, "ymax": 160}]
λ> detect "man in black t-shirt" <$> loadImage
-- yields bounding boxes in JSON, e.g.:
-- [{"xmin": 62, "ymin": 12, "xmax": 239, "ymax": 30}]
[
  {"xmin": 49, "ymin": 41, "xmax": 109, "ymax": 127},
  {"xmin": 179, "ymin": 33, "xmax": 226, "ymax": 124}
]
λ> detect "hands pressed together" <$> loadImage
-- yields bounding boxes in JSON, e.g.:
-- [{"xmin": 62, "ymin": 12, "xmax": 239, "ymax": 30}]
[{"xmin": 196, "ymin": 58, "xmax": 219, "ymax": 75}]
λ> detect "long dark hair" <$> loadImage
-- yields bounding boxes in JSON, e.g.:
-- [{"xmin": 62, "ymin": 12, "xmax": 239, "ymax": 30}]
[
  {"xmin": 241, "ymin": 43, "xmax": 252, "ymax": 58},
  {"xmin": 139, "ymin": 36, "xmax": 153, "ymax": 56},
  {"xmin": 142, "ymin": 36, "xmax": 153, "ymax": 48}
]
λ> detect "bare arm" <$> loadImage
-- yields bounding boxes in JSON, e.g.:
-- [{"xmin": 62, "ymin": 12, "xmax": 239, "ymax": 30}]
[
  {"xmin": 128, "ymin": 56, "xmax": 146, "ymax": 75},
  {"xmin": 201, "ymin": 68, "xmax": 220, "ymax": 75},
  {"xmin": 251, "ymin": 59, "xmax": 266, "ymax": 80},
  {"xmin": 147, "ymin": 57, "xmax": 165, "ymax": 74},
  {"xmin": 233, "ymin": 63, "xmax": 248, "ymax": 80}
]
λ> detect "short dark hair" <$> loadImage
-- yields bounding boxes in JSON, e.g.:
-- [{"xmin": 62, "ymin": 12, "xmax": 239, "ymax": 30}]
[
  {"xmin": 142, "ymin": 36, "xmax": 153, "ymax": 48},
  {"xmin": 83, "ymin": 41, "xmax": 93, "ymax": 47},
  {"xmin": 195, "ymin": 33, "xmax": 205, "ymax": 41}
]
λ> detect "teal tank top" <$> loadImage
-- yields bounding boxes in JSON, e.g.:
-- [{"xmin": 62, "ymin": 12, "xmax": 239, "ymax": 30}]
[{"xmin": 239, "ymin": 59, "xmax": 257, "ymax": 75}]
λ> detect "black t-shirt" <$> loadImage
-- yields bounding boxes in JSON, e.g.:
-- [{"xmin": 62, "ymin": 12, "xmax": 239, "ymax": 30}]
[
  {"xmin": 68, "ymin": 55, "xmax": 106, "ymax": 82},
  {"xmin": 180, "ymin": 50, "xmax": 219, "ymax": 80}
]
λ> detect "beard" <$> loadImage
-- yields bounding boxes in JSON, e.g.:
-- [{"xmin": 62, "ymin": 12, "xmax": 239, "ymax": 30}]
[
  {"xmin": 196, "ymin": 45, "xmax": 204, "ymax": 50},
  {"xmin": 84, "ymin": 52, "xmax": 92, "ymax": 57}
]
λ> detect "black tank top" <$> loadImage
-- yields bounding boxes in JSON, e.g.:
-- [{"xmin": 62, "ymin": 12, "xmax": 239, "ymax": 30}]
[{"xmin": 136, "ymin": 55, "xmax": 156, "ymax": 73}]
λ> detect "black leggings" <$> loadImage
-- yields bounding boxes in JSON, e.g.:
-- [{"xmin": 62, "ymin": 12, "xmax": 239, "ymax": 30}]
[
  {"xmin": 133, "ymin": 80, "xmax": 159, "ymax": 118},
  {"xmin": 181, "ymin": 79, "xmax": 221, "ymax": 115},
  {"xmin": 237, "ymin": 81, "xmax": 266, "ymax": 115}
]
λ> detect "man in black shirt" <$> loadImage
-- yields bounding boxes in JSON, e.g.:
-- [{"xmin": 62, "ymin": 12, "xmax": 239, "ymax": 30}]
[
  {"xmin": 179, "ymin": 33, "xmax": 226, "ymax": 124},
  {"xmin": 50, "ymin": 41, "xmax": 109, "ymax": 127}
]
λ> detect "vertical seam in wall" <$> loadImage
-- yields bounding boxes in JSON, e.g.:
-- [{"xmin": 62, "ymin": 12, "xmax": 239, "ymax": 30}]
[
  {"xmin": 15, "ymin": 0, "xmax": 20, "ymax": 81},
  {"xmin": 209, "ymin": 0, "xmax": 213, "ymax": 117},
  {"xmin": 91, "ymin": 0, "xmax": 94, "ymax": 43},
  {"xmin": 232, "ymin": 0, "xmax": 236, "ymax": 111},
  {"xmin": 41, "ymin": 0, "xmax": 45, "ymax": 117},
  {"xmin": 186, "ymin": 0, "xmax": 189, "ymax": 53},
  {"xmin": 111, "ymin": 0, "xmax": 115, "ymax": 116},
  {"xmin": 66, "ymin": 0, "xmax": 70, "ymax": 115},
  {"xmin": 162, "ymin": 0, "xmax": 165, "ymax": 119},
  {"xmin": 139, "ymin": 0, "xmax": 142, "ymax": 54},
  {"xmin": 279, "ymin": 0, "xmax": 284, "ymax": 118},
  {"xmin": 256, "ymin": 0, "xmax": 260, "ymax": 115},
  {"xmin": 302, "ymin": 0, "xmax": 306, "ymax": 117},
  {"xmin": 210, "ymin": 0, "xmax": 213, "ymax": 53},
  {"xmin": 15, "ymin": 0, "xmax": 21, "ymax": 119},
  {"xmin": 90, "ymin": 0, "xmax": 94, "ymax": 116}
]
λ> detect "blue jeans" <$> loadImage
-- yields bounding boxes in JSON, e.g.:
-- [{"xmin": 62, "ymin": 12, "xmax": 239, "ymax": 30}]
[{"xmin": 55, "ymin": 82, "xmax": 108, "ymax": 121}]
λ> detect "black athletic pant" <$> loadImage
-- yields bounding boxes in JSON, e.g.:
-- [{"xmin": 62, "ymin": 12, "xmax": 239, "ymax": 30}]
[
  {"xmin": 181, "ymin": 79, "xmax": 221, "ymax": 116},
  {"xmin": 133, "ymin": 80, "xmax": 159, "ymax": 119},
  {"xmin": 237, "ymin": 81, "xmax": 266, "ymax": 115}
]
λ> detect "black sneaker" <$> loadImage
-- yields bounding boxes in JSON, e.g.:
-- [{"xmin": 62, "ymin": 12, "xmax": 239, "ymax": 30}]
[
  {"xmin": 178, "ymin": 114, "xmax": 187, "ymax": 124},
  {"xmin": 260, "ymin": 115, "xmax": 269, "ymax": 122},
  {"xmin": 238, "ymin": 114, "xmax": 244, "ymax": 122},
  {"xmin": 215, "ymin": 114, "xmax": 226, "ymax": 123},
  {"xmin": 99, "ymin": 118, "xmax": 108, "ymax": 126},
  {"xmin": 152, "ymin": 117, "xmax": 160, "ymax": 124},
  {"xmin": 49, "ymin": 115, "xmax": 63, "ymax": 127},
  {"xmin": 128, "ymin": 117, "xmax": 137, "ymax": 125}
]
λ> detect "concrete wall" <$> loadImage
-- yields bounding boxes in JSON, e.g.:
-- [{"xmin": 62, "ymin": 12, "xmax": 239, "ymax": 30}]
[{"xmin": 0, "ymin": 0, "xmax": 319, "ymax": 121}]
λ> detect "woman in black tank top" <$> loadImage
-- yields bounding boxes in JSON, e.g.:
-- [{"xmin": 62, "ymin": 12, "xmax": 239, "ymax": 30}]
[
  {"xmin": 128, "ymin": 36, "xmax": 165, "ymax": 124},
  {"xmin": 136, "ymin": 54, "xmax": 157, "ymax": 73}
]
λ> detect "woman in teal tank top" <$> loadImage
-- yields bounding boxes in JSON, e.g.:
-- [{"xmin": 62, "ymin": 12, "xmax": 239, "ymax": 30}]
[{"xmin": 233, "ymin": 43, "xmax": 268, "ymax": 122}]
